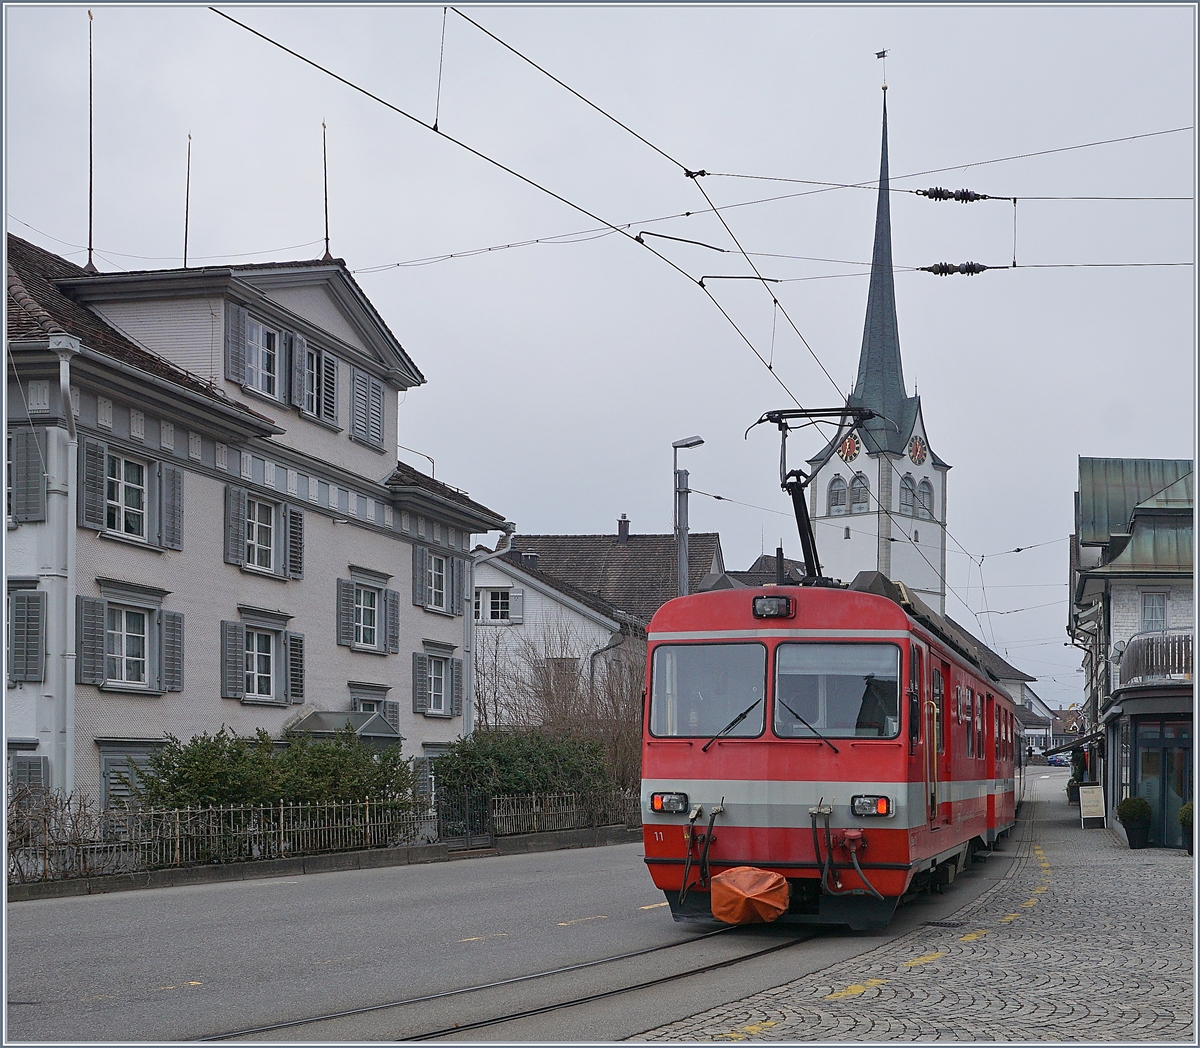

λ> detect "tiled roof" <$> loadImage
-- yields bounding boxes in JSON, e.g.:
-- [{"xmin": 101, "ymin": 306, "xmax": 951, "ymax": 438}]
[
  {"xmin": 506, "ymin": 532, "xmax": 723, "ymax": 623},
  {"xmin": 499, "ymin": 548, "xmax": 647, "ymax": 629},
  {"xmin": 6, "ymin": 234, "xmax": 275, "ymax": 421},
  {"xmin": 385, "ymin": 459, "xmax": 506, "ymax": 529}
]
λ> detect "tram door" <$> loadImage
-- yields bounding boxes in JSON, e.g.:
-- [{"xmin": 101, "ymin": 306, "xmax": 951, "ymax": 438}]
[{"xmin": 927, "ymin": 660, "xmax": 950, "ymax": 827}]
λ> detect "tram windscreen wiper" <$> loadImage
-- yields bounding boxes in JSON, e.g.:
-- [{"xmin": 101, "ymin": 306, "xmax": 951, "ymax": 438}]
[
  {"xmin": 702, "ymin": 697, "xmax": 763, "ymax": 752},
  {"xmin": 777, "ymin": 698, "xmax": 840, "ymax": 753}
]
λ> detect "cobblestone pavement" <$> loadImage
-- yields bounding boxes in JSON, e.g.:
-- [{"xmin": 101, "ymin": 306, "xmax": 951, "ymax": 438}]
[{"xmin": 632, "ymin": 773, "xmax": 1195, "ymax": 1042}]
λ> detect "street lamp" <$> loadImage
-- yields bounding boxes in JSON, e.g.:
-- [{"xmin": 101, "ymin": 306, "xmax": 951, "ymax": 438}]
[{"xmin": 672, "ymin": 435, "xmax": 704, "ymax": 598}]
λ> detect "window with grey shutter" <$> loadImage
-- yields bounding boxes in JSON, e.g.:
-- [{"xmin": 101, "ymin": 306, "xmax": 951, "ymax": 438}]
[
  {"xmin": 80, "ymin": 438, "xmax": 107, "ymax": 528},
  {"xmin": 336, "ymin": 578, "xmax": 355, "ymax": 646},
  {"xmin": 381, "ymin": 699, "xmax": 400, "ymax": 733},
  {"xmin": 220, "ymin": 620, "xmax": 246, "ymax": 699},
  {"xmin": 452, "ymin": 558, "xmax": 466, "ymax": 616},
  {"xmin": 8, "ymin": 590, "xmax": 47, "ymax": 682},
  {"xmin": 76, "ymin": 596, "xmax": 106, "ymax": 684},
  {"xmin": 350, "ymin": 368, "xmax": 369, "ymax": 442},
  {"xmin": 160, "ymin": 464, "xmax": 184, "ymax": 550},
  {"xmin": 415, "ymin": 757, "xmax": 432, "ymax": 802},
  {"xmin": 385, "ymin": 589, "xmax": 401, "ymax": 653},
  {"xmin": 12, "ymin": 428, "xmax": 46, "ymax": 523},
  {"xmin": 286, "ymin": 507, "xmax": 304, "ymax": 579},
  {"xmin": 451, "ymin": 658, "xmax": 463, "ymax": 717},
  {"xmin": 286, "ymin": 632, "xmax": 304, "ymax": 703},
  {"xmin": 412, "ymin": 545, "xmax": 428, "ymax": 605},
  {"xmin": 289, "ymin": 332, "xmax": 306, "ymax": 408},
  {"xmin": 368, "ymin": 379, "xmax": 384, "ymax": 447},
  {"xmin": 224, "ymin": 301, "xmax": 247, "ymax": 383},
  {"xmin": 321, "ymin": 354, "xmax": 338, "ymax": 423},
  {"xmin": 508, "ymin": 589, "xmax": 524, "ymax": 624},
  {"xmin": 162, "ymin": 611, "xmax": 184, "ymax": 692},
  {"xmin": 224, "ymin": 486, "xmax": 247, "ymax": 566},
  {"xmin": 412, "ymin": 652, "xmax": 429, "ymax": 713},
  {"xmin": 11, "ymin": 755, "xmax": 49, "ymax": 790}
]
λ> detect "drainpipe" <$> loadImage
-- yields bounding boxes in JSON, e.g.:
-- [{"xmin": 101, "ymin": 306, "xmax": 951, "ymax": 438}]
[
  {"xmin": 52, "ymin": 336, "xmax": 80, "ymax": 794},
  {"xmin": 588, "ymin": 629, "xmax": 626, "ymax": 718},
  {"xmin": 465, "ymin": 523, "xmax": 516, "ymax": 737}
]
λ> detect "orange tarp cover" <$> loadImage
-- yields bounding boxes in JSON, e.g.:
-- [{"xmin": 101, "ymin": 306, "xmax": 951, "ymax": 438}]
[{"xmin": 710, "ymin": 866, "xmax": 790, "ymax": 924}]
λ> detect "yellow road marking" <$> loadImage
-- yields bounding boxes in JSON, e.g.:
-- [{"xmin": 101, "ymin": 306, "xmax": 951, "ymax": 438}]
[
  {"xmin": 716, "ymin": 1020, "xmax": 777, "ymax": 1039},
  {"xmin": 999, "ymin": 914, "xmax": 1019, "ymax": 922},
  {"xmin": 825, "ymin": 978, "xmax": 886, "ymax": 999},
  {"xmin": 958, "ymin": 929, "xmax": 988, "ymax": 942},
  {"xmin": 185, "ymin": 981, "xmax": 202, "ymax": 986},
  {"xmin": 640, "ymin": 901, "xmax": 670, "ymax": 910},
  {"xmin": 557, "ymin": 915, "xmax": 608, "ymax": 926},
  {"xmin": 456, "ymin": 933, "xmax": 508, "ymax": 942},
  {"xmin": 84, "ymin": 995, "xmax": 117, "ymax": 1001},
  {"xmin": 901, "ymin": 951, "xmax": 945, "ymax": 967},
  {"xmin": 1021, "ymin": 898, "xmax": 1038, "ymax": 907},
  {"xmin": 1032, "ymin": 886, "xmax": 1048, "ymax": 894}
]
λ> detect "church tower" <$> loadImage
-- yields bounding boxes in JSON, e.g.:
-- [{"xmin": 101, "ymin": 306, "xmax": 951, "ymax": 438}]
[{"xmin": 806, "ymin": 90, "xmax": 950, "ymax": 615}]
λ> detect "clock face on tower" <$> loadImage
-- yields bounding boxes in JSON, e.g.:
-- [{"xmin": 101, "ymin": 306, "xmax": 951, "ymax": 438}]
[
  {"xmin": 837, "ymin": 433, "xmax": 861, "ymax": 462},
  {"xmin": 908, "ymin": 436, "xmax": 927, "ymax": 465}
]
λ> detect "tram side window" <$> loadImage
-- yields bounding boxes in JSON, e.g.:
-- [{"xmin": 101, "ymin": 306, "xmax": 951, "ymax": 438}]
[
  {"xmin": 774, "ymin": 643, "xmax": 900, "ymax": 739},
  {"xmin": 933, "ymin": 671, "xmax": 945, "ymax": 754},
  {"xmin": 648, "ymin": 643, "xmax": 766, "ymax": 738},
  {"xmin": 995, "ymin": 705, "xmax": 1001, "ymax": 760},
  {"xmin": 964, "ymin": 689, "xmax": 973, "ymax": 757},
  {"xmin": 976, "ymin": 693, "xmax": 984, "ymax": 759},
  {"xmin": 908, "ymin": 647, "xmax": 922, "ymax": 749}
]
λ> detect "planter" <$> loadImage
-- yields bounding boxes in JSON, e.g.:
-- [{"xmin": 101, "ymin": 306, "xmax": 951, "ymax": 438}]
[
  {"xmin": 1066, "ymin": 781, "xmax": 1080, "ymax": 804},
  {"xmin": 1123, "ymin": 821, "xmax": 1151, "ymax": 850}
]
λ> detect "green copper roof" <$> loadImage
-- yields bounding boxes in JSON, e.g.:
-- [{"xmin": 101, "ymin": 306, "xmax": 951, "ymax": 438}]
[{"xmin": 1076, "ymin": 458, "xmax": 1193, "ymax": 546}]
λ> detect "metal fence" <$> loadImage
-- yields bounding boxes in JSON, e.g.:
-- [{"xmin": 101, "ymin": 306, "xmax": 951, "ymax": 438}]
[{"xmin": 7, "ymin": 788, "xmax": 642, "ymax": 883}]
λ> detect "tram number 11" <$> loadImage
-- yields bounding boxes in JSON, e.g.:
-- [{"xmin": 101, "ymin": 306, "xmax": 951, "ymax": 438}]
[{"xmin": 653, "ymin": 831, "xmax": 665, "ymax": 841}]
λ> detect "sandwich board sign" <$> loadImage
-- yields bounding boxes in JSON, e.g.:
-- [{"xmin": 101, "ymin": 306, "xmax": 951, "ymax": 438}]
[{"xmin": 1079, "ymin": 785, "xmax": 1106, "ymax": 829}]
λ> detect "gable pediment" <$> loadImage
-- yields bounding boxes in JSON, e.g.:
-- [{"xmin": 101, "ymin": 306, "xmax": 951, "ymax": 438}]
[{"xmin": 262, "ymin": 283, "xmax": 371, "ymax": 354}]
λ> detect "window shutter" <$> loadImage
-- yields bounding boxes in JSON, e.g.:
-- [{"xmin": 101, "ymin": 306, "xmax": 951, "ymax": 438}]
[
  {"xmin": 385, "ymin": 588, "xmax": 401, "ymax": 653},
  {"xmin": 415, "ymin": 757, "xmax": 431, "ymax": 803},
  {"xmin": 160, "ymin": 464, "xmax": 184, "ymax": 550},
  {"xmin": 80, "ymin": 438, "xmax": 107, "ymax": 528},
  {"xmin": 290, "ymin": 333, "xmax": 306, "ymax": 408},
  {"xmin": 321, "ymin": 354, "xmax": 338, "ymax": 423},
  {"xmin": 451, "ymin": 658, "xmax": 463, "ymax": 717},
  {"xmin": 412, "ymin": 652, "xmax": 429, "ymax": 713},
  {"xmin": 336, "ymin": 579, "xmax": 355, "ymax": 646},
  {"xmin": 286, "ymin": 631, "xmax": 305, "ymax": 703},
  {"xmin": 12, "ymin": 428, "xmax": 47, "ymax": 523},
  {"xmin": 351, "ymin": 369, "xmax": 369, "ymax": 439},
  {"xmin": 368, "ymin": 378, "xmax": 385, "ymax": 446},
  {"xmin": 412, "ymin": 544, "xmax": 428, "ymax": 606},
  {"xmin": 162, "ymin": 611, "xmax": 184, "ymax": 692},
  {"xmin": 450, "ymin": 558, "xmax": 465, "ymax": 616},
  {"xmin": 224, "ymin": 301, "xmax": 247, "ymax": 383},
  {"xmin": 8, "ymin": 590, "xmax": 47, "ymax": 682},
  {"xmin": 220, "ymin": 620, "xmax": 246, "ymax": 699},
  {"xmin": 12, "ymin": 755, "xmax": 49, "ymax": 790},
  {"xmin": 382, "ymin": 700, "xmax": 400, "ymax": 734},
  {"xmin": 224, "ymin": 486, "xmax": 247, "ymax": 566},
  {"xmin": 286, "ymin": 507, "xmax": 304, "ymax": 579},
  {"xmin": 509, "ymin": 589, "xmax": 524, "ymax": 624},
  {"xmin": 76, "ymin": 596, "xmax": 106, "ymax": 684}
]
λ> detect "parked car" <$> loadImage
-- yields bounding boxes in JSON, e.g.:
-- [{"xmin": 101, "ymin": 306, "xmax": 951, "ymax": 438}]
[{"xmin": 1046, "ymin": 753, "xmax": 1070, "ymax": 767}]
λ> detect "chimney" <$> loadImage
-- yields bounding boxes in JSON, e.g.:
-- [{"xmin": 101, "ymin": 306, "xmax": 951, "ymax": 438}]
[
  {"xmin": 617, "ymin": 513, "xmax": 630, "ymax": 545},
  {"xmin": 523, "ymin": 552, "xmax": 539, "ymax": 571}
]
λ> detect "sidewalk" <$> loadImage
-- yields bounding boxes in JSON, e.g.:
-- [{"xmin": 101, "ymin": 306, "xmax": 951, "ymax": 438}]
[{"xmin": 633, "ymin": 771, "xmax": 1195, "ymax": 1042}]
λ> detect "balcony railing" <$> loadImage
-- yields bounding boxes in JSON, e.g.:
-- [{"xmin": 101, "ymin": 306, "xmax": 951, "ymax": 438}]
[{"xmin": 1119, "ymin": 629, "xmax": 1193, "ymax": 687}]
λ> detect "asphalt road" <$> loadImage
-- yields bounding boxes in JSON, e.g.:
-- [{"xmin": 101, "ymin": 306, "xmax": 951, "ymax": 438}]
[{"xmin": 6, "ymin": 833, "xmax": 1018, "ymax": 1042}]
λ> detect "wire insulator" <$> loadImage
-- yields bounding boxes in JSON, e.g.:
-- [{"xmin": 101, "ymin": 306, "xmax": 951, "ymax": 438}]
[
  {"xmin": 954, "ymin": 189, "xmax": 984, "ymax": 202},
  {"xmin": 917, "ymin": 187, "xmax": 953, "ymax": 200},
  {"xmin": 918, "ymin": 186, "xmax": 991, "ymax": 202},
  {"xmin": 918, "ymin": 261, "xmax": 992, "ymax": 276}
]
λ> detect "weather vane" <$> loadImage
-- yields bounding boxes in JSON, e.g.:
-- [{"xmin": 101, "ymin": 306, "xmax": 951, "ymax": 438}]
[{"xmin": 875, "ymin": 48, "xmax": 888, "ymax": 89}]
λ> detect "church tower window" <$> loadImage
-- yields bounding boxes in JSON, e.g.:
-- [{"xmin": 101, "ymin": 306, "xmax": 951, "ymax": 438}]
[
  {"xmin": 917, "ymin": 480, "xmax": 935, "ymax": 521},
  {"xmin": 849, "ymin": 474, "xmax": 870, "ymax": 514},
  {"xmin": 900, "ymin": 474, "xmax": 916, "ymax": 516},
  {"xmin": 828, "ymin": 476, "xmax": 847, "ymax": 516}
]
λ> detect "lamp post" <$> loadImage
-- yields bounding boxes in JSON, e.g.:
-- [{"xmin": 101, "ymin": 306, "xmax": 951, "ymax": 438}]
[{"xmin": 672, "ymin": 435, "xmax": 704, "ymax": 598}]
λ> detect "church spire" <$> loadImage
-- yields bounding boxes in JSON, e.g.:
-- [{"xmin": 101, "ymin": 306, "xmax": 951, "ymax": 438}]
[{"xmin": 851, "ymin": 89, "xmax": 907, "ymax": 431}]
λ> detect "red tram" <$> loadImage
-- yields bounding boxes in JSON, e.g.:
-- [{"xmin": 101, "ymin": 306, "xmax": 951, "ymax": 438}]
[{"xmin": 641, "ymin": 570, "xmax": 1025, "ymax": 931}]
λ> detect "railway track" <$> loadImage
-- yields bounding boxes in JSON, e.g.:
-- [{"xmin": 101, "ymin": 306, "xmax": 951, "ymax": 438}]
[{"xmin": 198, "ymin": 924, "xmax": 818, "ymax": 1042}]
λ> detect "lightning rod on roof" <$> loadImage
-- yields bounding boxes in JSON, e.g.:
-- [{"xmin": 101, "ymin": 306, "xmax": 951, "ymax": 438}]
[
  {"xmin": 85, "ymin": 10, "xmax": 97, "ymax": 273},
  {"xmin": 183, "ymin": 134, "xmax": 192, "ymax": 268},
  {"xmin": 321, "ymin": 121, "xmax": 333, "ymax": 262}
]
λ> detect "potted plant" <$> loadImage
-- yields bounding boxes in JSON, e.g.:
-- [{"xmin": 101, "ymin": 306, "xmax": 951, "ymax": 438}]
[
  {"xmin": 1117, "ymin": 796, "xmax": 1153, "ymax": 849},
  {"xmin": 1180, "ymin": 802, "xmax": 1193, "ymax": 856},
  {"xmin": 1066, "ymin": 778, "xmax": 1080, "ymax": 804}
]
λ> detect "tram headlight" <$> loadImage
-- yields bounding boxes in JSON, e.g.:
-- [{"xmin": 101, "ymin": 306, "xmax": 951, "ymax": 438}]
[
  {"xmin": 651, "ymin": 792, "xmax": 689, "ymax": 814},
  {"xmin": 753, "ymin": 595, "xmax": 794, "ymax": 618},
  {"xmin": 851, "ymin": 795, "xmax": 893, "ymax": 817}
]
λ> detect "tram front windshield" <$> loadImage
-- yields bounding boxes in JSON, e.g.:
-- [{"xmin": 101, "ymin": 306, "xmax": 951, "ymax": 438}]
[
  {"xmin": 774, "ymin": 643, "xmax": 900, "ymax": 739},
  {"xmin": 649, "ymin": 643, "xmax": 766, "ymax": 738}
]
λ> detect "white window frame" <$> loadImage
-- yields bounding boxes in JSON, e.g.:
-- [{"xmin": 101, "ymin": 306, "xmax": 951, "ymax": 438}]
[
  {"xmin": 1140, "ymin": 591, "xmax": 1168, "ymax": 633},
  {"xmin": 355, "ymin": 583, "xmax": 380, "ymax": 648},
  {"xmin": 245, "ymin": 498, "xmax": 278, "ymax": 573},
  {"xmin": 849, "ymin": 474, "xmax": 870, "ymax": 515},
  {"xmin": 245, "ymin": 318, "xmax": 279, "ymax": 398},
  {"xmin": 473, "ymin": 588, "xmax": 511, "ymax": 623},
  {"xmin": 106, "ymin": 452, "xmax": 148, "ymax": 541},
  {"xmin": 428, "ymin": 554, "xmax": 447, "ymax": 611},
  {"xmin": 244, "ymin": 628, "xmax": 276, "ymax": 701},
  {"xmin": 899, "ymin": 474, "xmax": 916, "ymax": 516},
  {"xmin": 428, "ymin": 655, "xmax": 447, "ymax": 713},
  {"xmin": 917, "ymin": 479, "xmax": 935, "ymax": 521},
  {"xmin": 304, "ymin": 346, "xmax": 323, "ymax": 417},
  {"xmin": 827, "ymin": 476, "xmax": 847, "ymax": 517},
  {"xmin": 105, "ymin": 605, "xmax": 149, "ymax": 689}
]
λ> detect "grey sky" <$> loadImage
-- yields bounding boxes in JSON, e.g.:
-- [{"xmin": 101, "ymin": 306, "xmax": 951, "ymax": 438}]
[{"xmin": 5, "ymin": 4, "xmax": 1195, "ymax": 709}]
